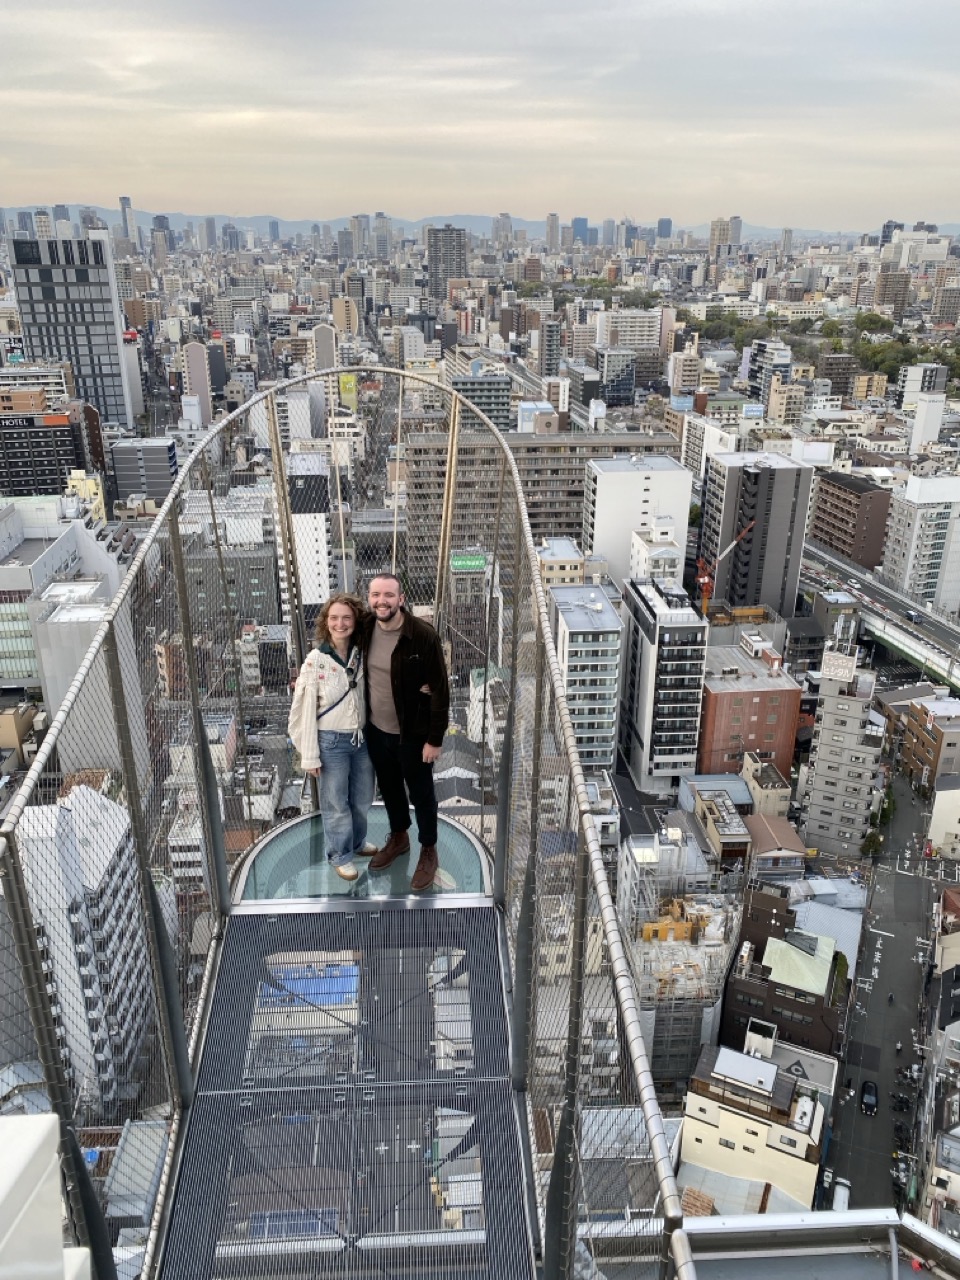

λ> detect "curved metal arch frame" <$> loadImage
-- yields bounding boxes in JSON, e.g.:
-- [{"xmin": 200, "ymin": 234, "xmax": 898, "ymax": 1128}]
[{"xmin": 0, "ymin": 363, "xmax": 688, "ymax": 1274}]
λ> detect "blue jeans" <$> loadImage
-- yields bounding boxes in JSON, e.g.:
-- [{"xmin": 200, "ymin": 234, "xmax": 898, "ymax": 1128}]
[{"xmin": 318, "ymin": 731, "xmax": 375, "ymax": 866}]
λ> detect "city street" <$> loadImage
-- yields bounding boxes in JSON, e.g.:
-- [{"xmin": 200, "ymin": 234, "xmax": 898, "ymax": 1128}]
[{"xmin": 831, "ymin": 776, "xmax": 934, "ymax": 1207}]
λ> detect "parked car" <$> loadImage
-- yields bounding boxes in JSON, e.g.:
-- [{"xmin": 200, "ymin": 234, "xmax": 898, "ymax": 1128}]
[{"xmin": 860, "ymin": 1080, "xmax": 878, "ymax": 1116}]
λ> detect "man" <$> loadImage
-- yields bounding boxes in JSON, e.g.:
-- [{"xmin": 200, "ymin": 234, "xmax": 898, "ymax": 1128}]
[{"xmin": 360, "ymin": 573, "xmax": 449, "ymax": 890}]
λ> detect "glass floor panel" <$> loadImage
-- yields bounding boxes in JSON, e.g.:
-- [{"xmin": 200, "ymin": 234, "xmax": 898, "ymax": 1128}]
[{"xmin": 238, "ymin": 807, "xmax": 489, "ymax": 901}]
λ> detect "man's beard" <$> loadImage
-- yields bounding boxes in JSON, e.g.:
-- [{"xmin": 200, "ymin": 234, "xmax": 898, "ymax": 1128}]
[{"xmin": 375, "ymin": 603, "xmax": 400, "ymax": 621}]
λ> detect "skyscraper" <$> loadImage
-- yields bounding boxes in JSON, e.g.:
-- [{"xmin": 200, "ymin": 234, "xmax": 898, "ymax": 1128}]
[
  {"xmin": 880, "ymin": 219, "xmax": 904, "ymax": 246},
  {"xmin": 729, "ymin": 215, "xmax": 742, "ymax": 246},
  {"xmin": 119, "ymin": 195, "xmax": 136, "ymax": 244},
  {"xmin": 427, "ymin": 224, "xmax": 467, "ymax": 301},
  {"xmin": 699, "ymin": 452, "xmax": 813, "ymax": 619},
  {"xmin": 780, "ymin": 227, "xmax": 793, "ymax": 257},
  {"xmin": 268, "ymin": 219, "xmax": 280, "ymax": 243},
  {"xmin": 571, "ymin": 216, "xmax": 589, "ymax": 245},
  {"xmin": 657, "ymin": 217, "xmax": 673, "ymax": 240},
  {"xmin": 546, "ymin": 213, "xmax": 560, "ymax": 254},
  {"xmin": 709, "ymin": 217, "xmax": 731, "ymax": 256},
  {"xmin": 17, "ymin": 211, "xmax": 35, "ymax": 238},
  {"xmin": 33, "ymin": 210, "xmax": 52, "ymax": 239},
  {"xmin": 52, "ymin": 204, "xmax": 70, "ymax": 224},
  {"xmin": 602, "ymin": 219, "xmax": 616, "ymax": 248},
  {"xmin": 9, "ymin": 231, "xmax": 136, "ymax": 428}
]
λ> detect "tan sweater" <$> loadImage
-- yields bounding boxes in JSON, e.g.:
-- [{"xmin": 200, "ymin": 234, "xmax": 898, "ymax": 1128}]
[{"xmin": 287, "ymin": 647, "xmax": 366, "ymax": 771}]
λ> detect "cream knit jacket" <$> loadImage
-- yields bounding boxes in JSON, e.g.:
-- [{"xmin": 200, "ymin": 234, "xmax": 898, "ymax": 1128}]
[{"xmin": 287, "ymin": 647, "xmax": 367, "ymax": 772}]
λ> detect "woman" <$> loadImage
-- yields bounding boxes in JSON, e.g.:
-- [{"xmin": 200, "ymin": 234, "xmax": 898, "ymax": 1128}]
[{"xmin": 288, "ymin": 593, "xmax": 376, "ymax": 881}]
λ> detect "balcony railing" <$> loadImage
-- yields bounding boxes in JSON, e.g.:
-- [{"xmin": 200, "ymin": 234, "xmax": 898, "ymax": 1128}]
[{"xmin": 0, "ymin": 367, "xmax": 693, "ymax": 1280}]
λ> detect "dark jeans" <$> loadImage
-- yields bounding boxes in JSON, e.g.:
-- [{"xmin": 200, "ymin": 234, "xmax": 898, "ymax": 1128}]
[{"xmin": 366, "ymin": 722, "xmax": 438, "ymax": 847}]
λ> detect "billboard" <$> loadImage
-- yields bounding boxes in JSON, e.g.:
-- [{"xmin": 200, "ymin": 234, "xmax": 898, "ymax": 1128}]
[{"xmin": 338, "ymin": 372, "xmax": 358, "ymax": 412}]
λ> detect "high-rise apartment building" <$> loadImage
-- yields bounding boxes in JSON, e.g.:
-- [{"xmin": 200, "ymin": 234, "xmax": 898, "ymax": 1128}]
[
  {"xmin": 896, "ymin": 362, "xmax": 948, "ymax": 409},
  {"xmin": 450, "ymin": 373, "xmax": 511, "ymax": 433},
  {"xmin": 111, "ymin": 437, "xmax": 178, "ymax": 502},
  {"xmin": 9, "ymin": 232, "xmax": 136, "ymax": 429},
  {"xmin": 799, "ymin": 653, "xmax": 882, "ymax": 855},
  {"xmin": 709, "ymin": 217, "xmax": 731, "ymax": 255},
  {"xmin": 816, "ymin": 351, "xmax": 859, "ymax": 399},
  {"xmin": 620, "ymin": 577, "xmax": 707, "ymax": 794},
  {"xmin": 595, "ymin": 308, "xmax": 660, "ymax": 350},
  {"xmin": 545, "ymin": 213, "xmax": 560, "ymax": 254},
  {"xmin": 18, "ymin": 785, "xmax": 152, "ymax": 1115},
  {"xmin": 182, "ymin": 341, "xmax": 214, "ymax": 427},
  {"xmin": 33, "ymin": 210, "xmax": 52, "ymax": 239},
  {"xmin": 808, "ymin": 472, "xmax": 892, "ymax": 569},
  {"xmin": 583, "ymin": 455, "xmax": 692, "ymax": 589},
  {"xmin": 538, "ymin": 318, "xmax": 561, "ymax": 379},
  {"xmin": 549, "ymin": 585, "xmax": 623, "ymax": 770},
  {"xmin": 699, "ymin": 453, "xmax": 813, "ymax": 619},
  {"xmin": 745, "ymin": 339, "xmax": 791, "ymax": 406},
  {"xmin": 586, "ymin": 345, "xmax": 636, "ymax": 406},
  {"xmin": 880, "ymin": 475, "xmax": 960, "ymax": 612},
  {"xmin": 427, "ymin": 224, "xmax": 467, "ymax": 301},
  {"xmin": 874, "ymin": 265, "xmax": 910, "ymax": 321}
]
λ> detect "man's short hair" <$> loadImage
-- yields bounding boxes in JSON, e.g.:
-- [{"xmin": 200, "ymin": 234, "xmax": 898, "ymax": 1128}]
[{"xmin": 367, "ymin": 572, "xmax": 404, "ymax": 593}]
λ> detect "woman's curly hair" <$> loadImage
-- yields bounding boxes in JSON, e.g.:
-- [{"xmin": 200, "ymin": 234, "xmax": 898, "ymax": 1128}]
[{"xmin": 314, "ymin": 592, "xmax": 368, "ymax": 645}]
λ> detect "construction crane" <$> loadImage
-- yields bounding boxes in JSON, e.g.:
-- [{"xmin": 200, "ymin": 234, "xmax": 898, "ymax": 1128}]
[{"xmin": 695, "ymin": 519, "xmax": 756, "ymax": 613}]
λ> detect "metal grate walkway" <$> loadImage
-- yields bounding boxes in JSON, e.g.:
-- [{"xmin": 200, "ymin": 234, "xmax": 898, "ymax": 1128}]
[{"xmin": 158, "ymin": 902, "xmax": 535, "ymax": 1278}]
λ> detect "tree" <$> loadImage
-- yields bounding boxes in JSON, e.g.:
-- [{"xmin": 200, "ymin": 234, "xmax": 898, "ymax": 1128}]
[
  {"xmin": 689, "ymin": 503, "xmax": 702, "ymax": 529},
  {"xmin": 820, "ymin": 319, "xmax": 841, "ymax": 339},
  {"xmin": 861, "ymin": 830, "xmax": 883, "ymax": 859},
  {"xmin": 854, "ymin": 312, "xmax": 895, "ymax": 334}
]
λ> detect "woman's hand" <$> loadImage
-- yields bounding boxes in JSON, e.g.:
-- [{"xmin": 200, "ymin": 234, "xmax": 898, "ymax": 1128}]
[{"xmin": 307, "ymin": 766, "xmax": 322, "ymax": 776}]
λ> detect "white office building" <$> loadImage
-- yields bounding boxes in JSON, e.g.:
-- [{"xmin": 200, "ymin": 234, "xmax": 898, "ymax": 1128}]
[
  {"xmin": 880, "ymin": 475, "xmax": 960, "ymax": 613},
  {"xmin": 583, "ymin": 456, "xmax": 692, "ymax": 590},
  {"xmin": 549, "ymin": 585, "xmax": 623, "ymax": 771}
]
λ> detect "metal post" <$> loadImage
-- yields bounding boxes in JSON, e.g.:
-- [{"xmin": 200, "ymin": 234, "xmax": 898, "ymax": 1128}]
[
  {"xmin": 266, "ymin": 389, "xmax": 307, "ymax": 670},
  {"xmin": 199, "ymin": 451, "xmax": 254, "ymax": 833},
  {"xmin": 265, "ymin": 390, "xmax": 320, "ymax": 814},
  {"xmin": 66, "ymin": 1127, "xmax": 119, "ymax": 1280},
  {"xmin": 0, "ymin": 833, "xmax": 92, "ymax": 1254},
  {"xmin": 510, "ymin": 636, "xmax": 544, "ymax": 1092},
  {"xmin": 391, "ymin": 374, "xmax": 403, "ymax": 575},
  {"xmin": 494, "ymin": 508, "xmax": 524, "ymax": 909},
  {"xmin": 434, "ymin": 393, "xmax": 461, "ymax": 633},
  {"xmin": 102, "ymin": 621, "xmax": 193, "ymax": 1112},
  {"xmin": 542, "ymin": 823, "xmax": 590, "ymax": 1280},
  {"xmin": 479, "ymin": 457, "xmax": 506, "ymax": 850},
  {"xmin": 168, "ymin": 506, "xmax": 231, "ymax": 921}
]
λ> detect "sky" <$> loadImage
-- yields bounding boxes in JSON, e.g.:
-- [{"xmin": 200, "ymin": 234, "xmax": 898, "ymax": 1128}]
[{"xmin": 2, "ymin": 0, "xmax": 959, "ymax": 230}]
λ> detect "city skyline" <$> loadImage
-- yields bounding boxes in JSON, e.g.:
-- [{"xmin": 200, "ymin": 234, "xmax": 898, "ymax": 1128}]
[{"xmin": 2, "ymin": 0, "xmax": 958, "ymax": 225}]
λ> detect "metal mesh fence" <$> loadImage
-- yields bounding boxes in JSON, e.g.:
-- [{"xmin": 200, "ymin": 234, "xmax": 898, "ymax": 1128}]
[{"xmin": 0, "ymin": 365, "xmax": 691, "ymax": 1279}]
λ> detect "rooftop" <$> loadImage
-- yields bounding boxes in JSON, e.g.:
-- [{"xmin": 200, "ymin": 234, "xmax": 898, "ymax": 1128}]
[
  {"xmin": 550, "ymin": 585, "xmax": 622, "ymax": 632},
  {"xmin": 588, "ymin": 454, "xmax": 689, "ymax": 475},
  {"xmin": 764, "ymin": 932, "xmax": 836, "ymax": 998},
  {"xmin": 703, "ymin": 645, "xmax": 798, "ymax": 693}
]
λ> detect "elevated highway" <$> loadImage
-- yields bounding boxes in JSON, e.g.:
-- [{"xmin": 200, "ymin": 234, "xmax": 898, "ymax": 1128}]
[{"xmin": 802, "ymin": 543, "xmax": 960, "ymax": 688}]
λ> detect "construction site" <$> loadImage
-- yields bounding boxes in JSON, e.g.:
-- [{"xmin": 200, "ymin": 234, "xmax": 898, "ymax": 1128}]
[{"xmin": 617, "ymin": 829, "xmax": 742, "ymax": 1100}]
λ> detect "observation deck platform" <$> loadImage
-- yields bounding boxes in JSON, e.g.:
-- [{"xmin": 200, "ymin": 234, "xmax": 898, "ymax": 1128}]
[{"xmin": 157, "ymin": 811, "xmax": 535, "ymax": 1279}]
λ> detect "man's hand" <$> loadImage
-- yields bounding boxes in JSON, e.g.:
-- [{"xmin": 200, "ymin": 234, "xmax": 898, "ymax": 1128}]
[
  {"xmin": 307, "ymin": 766, "xmax": 322, "ymax": 777},
  {"xmin": 422, "ymin": 743, "xmax": 441, "ymax": 765}
]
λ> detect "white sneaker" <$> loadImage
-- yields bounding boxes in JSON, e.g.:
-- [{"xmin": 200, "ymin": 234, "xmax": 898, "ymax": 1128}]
[
  {"xmin": 356, "ymin": 842, "xmax": 378, "ymax": 856},
  {"xmin": 334, "ymin": 862, "xmax": 358, "ymax": 881}
]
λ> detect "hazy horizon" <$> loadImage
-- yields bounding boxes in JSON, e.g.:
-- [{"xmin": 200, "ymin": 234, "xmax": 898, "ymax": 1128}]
[{"xmin": 3, "ymin": 0, "xmax": 958, "ymax": 226}]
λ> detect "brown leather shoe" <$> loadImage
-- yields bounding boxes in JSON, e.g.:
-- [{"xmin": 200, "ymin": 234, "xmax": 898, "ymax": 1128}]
[
  {"xmin": 369, "ymin": 830, "xmax": 411, "ymax": 870},
  {"xmin": 411, "ymin": 845, "xmax": 438, "ymax": 891}
]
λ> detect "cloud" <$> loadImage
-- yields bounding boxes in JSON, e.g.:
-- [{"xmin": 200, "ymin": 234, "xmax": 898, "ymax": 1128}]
[{"xmin": 1, "ymin": 0, "xmax": 958, "ymax": 226}]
